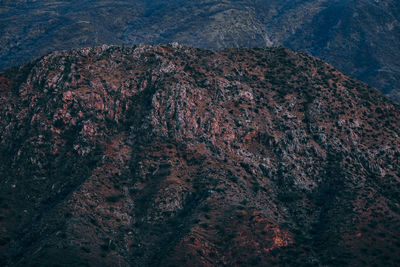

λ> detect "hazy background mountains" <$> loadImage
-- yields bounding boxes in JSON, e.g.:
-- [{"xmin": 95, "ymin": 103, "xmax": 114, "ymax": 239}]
[{"xmin": 1, "ymin": 0, "xmax": 400, "ymax": 102}]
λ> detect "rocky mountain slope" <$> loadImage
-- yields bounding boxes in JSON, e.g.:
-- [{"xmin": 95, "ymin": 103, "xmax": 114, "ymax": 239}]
[
  {"xmin": 1, "ymin": 0, "xmax": 400, "ymax": 102},
  {"xmin": 0, "ymin": 44, "xmax": 399, "ymax": 266}
]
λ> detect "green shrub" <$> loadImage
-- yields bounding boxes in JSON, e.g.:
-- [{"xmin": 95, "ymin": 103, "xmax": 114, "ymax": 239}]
[{"xmin": 106, "ymin": 194, "xmax": 123, "ymax": 203}]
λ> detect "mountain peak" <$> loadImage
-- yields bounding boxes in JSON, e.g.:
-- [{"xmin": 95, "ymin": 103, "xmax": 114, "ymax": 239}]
[
  {"xmin": 0, "ymin": 45, "xmax": 399, "ymax": 266},
  {"xmin": 1, "ymin": 1, "xmax": 400, "ymax": 101}
]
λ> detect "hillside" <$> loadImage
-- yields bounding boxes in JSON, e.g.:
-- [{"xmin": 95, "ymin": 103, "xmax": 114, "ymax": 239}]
[
  {"xmin": 0, "ymin": 45, "xmax": 399, "ymax": 266},
  {"xmin": 1, "ymin": 0, "xmax": 400, "ymax": 102}
]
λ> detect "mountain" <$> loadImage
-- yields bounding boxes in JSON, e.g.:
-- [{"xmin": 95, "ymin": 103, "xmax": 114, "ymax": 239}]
[
  {"xmin": 0, "ymin": 44, "xmax": 399, "ymax": 266},
  {"xmin": 1, "ymin": 0, "xmax": 400, "ymax": 102}
]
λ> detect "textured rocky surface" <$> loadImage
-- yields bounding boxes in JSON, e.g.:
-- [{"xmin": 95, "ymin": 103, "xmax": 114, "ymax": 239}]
[
  {"xmin": 1, "ymin": 0, "xmax": 400, "ymax": 102},
  {"xmin": 0, "ymin": 45, "xmax": 400, "ymax": 266}
]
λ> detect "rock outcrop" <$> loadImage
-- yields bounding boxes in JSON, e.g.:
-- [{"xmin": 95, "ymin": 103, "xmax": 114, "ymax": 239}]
[{"xmin": 0, "ymin": 45, "xmax": 399, "ymax": 266}]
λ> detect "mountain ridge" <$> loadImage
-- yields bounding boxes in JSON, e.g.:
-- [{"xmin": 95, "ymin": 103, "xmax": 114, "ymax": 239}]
[
  {"xmin": 0, "ymin": 44, "xmax": 399, "ymax": 266},
  {"xmin": 1, "ymin": 0, "xmax": 400, "ymax": 102}
]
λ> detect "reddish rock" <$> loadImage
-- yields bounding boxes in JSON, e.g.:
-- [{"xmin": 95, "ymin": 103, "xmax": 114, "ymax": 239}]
[{"xmin": 0, "ymin": 45, "xmax": 399, "ymax": 266}]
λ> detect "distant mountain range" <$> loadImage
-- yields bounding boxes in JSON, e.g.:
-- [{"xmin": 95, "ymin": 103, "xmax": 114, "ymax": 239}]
[
  {"xmin": 0, "ymin": 44, "xmax": 399, "ymax": 266},
  {"xmin": 1, "ymin": 0, "xmax": 400, "ymax": 102}
]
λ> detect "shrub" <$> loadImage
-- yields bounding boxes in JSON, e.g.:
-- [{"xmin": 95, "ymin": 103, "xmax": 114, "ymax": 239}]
[{"xmin": 106, "ymin": 194, "xmax": 123, "ymax": 203}]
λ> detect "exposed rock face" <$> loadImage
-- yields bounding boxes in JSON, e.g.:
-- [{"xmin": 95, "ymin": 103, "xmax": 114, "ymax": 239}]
[
  {"xmin": 1, "ymin": 0, "xmax": 400, "ymax": 101},
  {"xmin": 0, "ymin": 45, "xmax": 399, "ymax": 266}
]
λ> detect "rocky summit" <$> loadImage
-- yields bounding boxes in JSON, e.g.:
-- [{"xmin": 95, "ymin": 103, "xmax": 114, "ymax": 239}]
[
  {"xmin": 1, "ymin": 0, "xmax": 400, "ymax": 102},
  {"xmin": 0, "ymin": 45, "xmax": 399, "ymax": 266}
]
